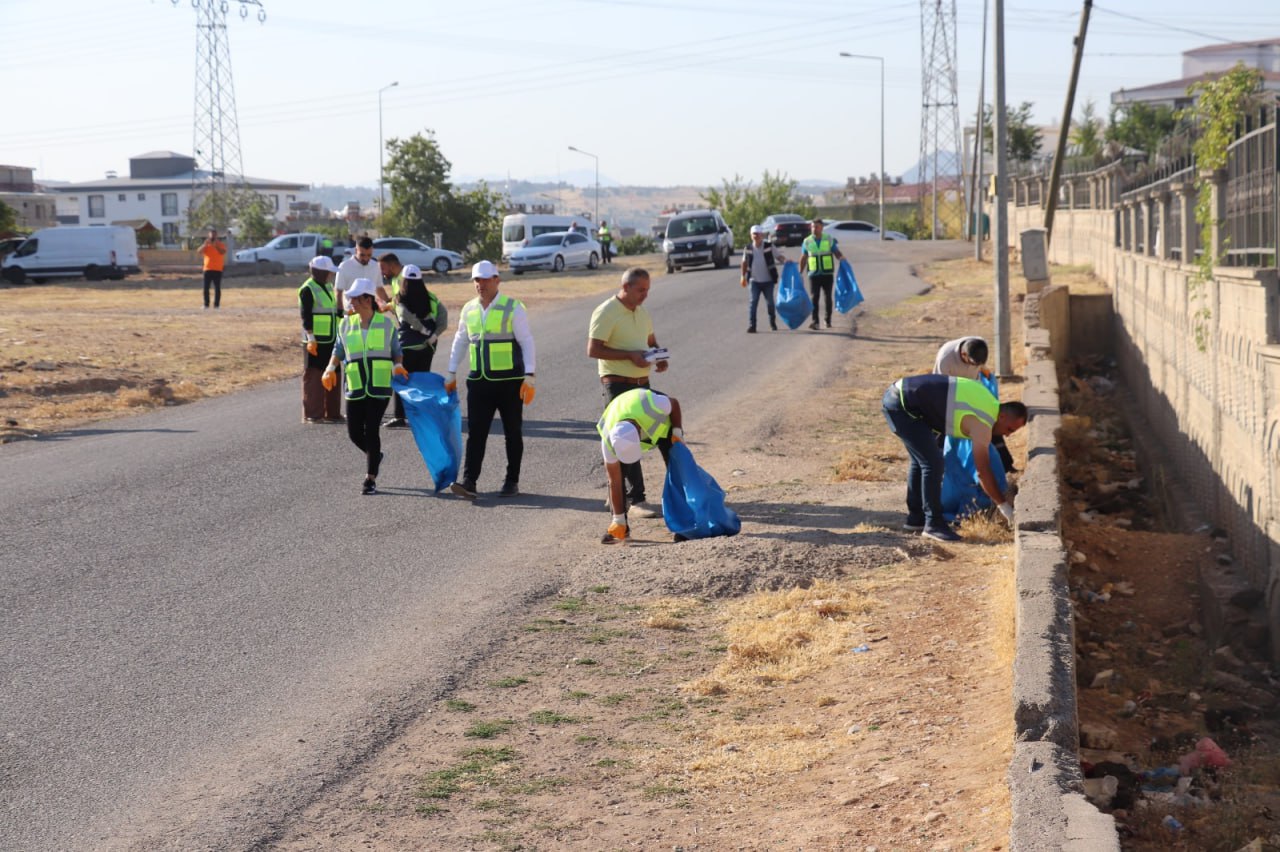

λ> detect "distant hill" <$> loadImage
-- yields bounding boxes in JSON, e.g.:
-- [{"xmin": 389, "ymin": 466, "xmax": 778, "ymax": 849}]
[{"xmin": 899, "ymin": 152, "xmax": 962, "ymax": 184}]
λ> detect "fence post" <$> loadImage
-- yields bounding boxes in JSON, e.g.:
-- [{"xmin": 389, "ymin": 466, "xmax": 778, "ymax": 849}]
[{"xmin": 1177, "ymin": 181, "xmax": 1197, "ymax": 266}]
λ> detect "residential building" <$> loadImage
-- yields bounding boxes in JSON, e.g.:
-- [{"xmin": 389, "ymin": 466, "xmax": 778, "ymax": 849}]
[
  {"xmin": 1112, "ymin": 37, "xmax": 1280, "ymax": 109},
  {"xmin": 0, "ymin": 165, "xmax": 58, "ymax": 232},
  {"xmin": 51, "ymin": 151, "xmax": 309, "ymax": 246}
]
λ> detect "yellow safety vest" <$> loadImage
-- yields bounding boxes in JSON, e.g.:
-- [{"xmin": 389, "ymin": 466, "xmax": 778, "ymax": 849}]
[
  {"xmin": 802, "ymin": 234, "xmax": 836, "ymax": 273},
  {"xmin": 462, "ymin": 293, "xmax": 526, "ymax": 381},
  {"xmin": 298, "ymin": 277, "xmax": 338, "ymax": 343},
  {"xmin": 339, "ymin": 313, "xmax": 395, "ymax": 400},
  {"xmin": 947, "ymin": 377, "xmax": 998, "ymax": 438},
  {"xmin": 597, "ymin": 388, "xmax": 671, "ymax": 454}
]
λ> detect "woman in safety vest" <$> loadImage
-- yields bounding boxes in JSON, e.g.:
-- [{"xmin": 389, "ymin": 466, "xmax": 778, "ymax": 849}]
[{"xmin": 322, "ymin": 278, "xmax": 408, "ymax": 495}]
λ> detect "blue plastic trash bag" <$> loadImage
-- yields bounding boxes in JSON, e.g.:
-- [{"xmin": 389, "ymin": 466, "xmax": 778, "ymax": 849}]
[
  {"xmin": 775, "ymin": 261, "xmax": 813, "ymax": 330},
  {"xmin": 392, "ymin": 372, "xmax": 462, "ymax": 492},
  {"xmin": 834, "ymin": 258, "xmax": 864, "ymax": 314},
  {"xmin": 940, "ymin": 435, "xmax": 1008, "ymax": 522},
  {"xmin": 662, "ymin": 442, "xmax": 741, "ymax": 540}
]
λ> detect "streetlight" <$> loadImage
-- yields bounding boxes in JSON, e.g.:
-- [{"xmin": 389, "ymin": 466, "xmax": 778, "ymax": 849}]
[
  {"xmin": 567, "ymin": 145, "xmax": 598, "ymax": 225},
  {"xmin": 838, "ymin": 52, "xmax": 885, "ymax": 240},
  {"xmin": 378, "ymin": 81, "xmax": 399, "ymax": 223}
]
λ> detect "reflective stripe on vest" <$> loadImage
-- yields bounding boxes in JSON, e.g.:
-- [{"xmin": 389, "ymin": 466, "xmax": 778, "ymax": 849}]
[
  {"xmin": 803, "ymin": 235, "xmax": 835, "ymax": 273},
  {"xmin": 298, "ymin": 277, "xmax": 338, "ymax": 343},
  {"xmin": 946, "ymin": 377, "xmax": 998, "ymax": 439},
  {"xmin": 462, "ymin": 293, "xmax": 525, "ymax": 381},
  {"xmin": 340, "ymin": 313, "xmax": 395, "ymax": 399},
  {"xmin": 596, "ymin": 389, "xmax": 671, "ymax": 454}
]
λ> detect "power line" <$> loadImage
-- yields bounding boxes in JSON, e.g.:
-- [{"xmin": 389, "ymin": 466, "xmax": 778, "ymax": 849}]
[{"xmin": 1091, "ymin": 4, "xmax": 1238, "ymax": 43}]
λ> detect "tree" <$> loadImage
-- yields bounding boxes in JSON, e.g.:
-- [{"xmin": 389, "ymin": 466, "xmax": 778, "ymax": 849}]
[
  {"xmin": 0, "ymin": 199, "xmax": 16, "ymax": 235},
  {"xmin": 1070, "ymin": 99, "xmax": 1104, "ymax": 159},
  {"xmin": 188, "ymin": 186, "xmax": 274, "ymax": 245},
  {"xmin": 1106, "ymin": 101, "xmax": 1179, "ymax": 155},
  {"xmin": 382, "ymin": 130, "xmax": 503, "ymax": 259},
  {"xmin": 982, "ymin": 102, "xmax": 1043, "ymax": 163},
  {"xmin": 701, "ymin": 171, "xmax": 816, "ymax": 246}
]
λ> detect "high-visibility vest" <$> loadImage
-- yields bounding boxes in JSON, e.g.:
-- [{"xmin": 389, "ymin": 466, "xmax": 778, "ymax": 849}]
[
  {"xmin": 802, "ymin": 234, "xmax": 836, "ymax": 273},
  {"xmin": 898, "ymin": 375, "xmax": 997, "ymax": 438},
  {"xmin": 339, "ymin": 313, "xmax": 395, "ymax": 399},
  {"xmin": 597, "ymin": 388, "xmax": 671, "ymax": 455},
  {"xmin": 598, "ymin": 225, "xmax": 611, "ymax": 242},
  {"xmin": 297, "ymin": 277, "xmax": 338, "ymax": 343},
  {"xmin": 461, "ymin": 293, "xmax": 526, "ymax": 381},
  {"xmin": 400, "ymin": 291, "xmax": 442, "ymax": 351}
]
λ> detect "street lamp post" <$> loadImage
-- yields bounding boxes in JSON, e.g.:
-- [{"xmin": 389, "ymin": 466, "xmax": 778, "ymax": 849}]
[
  {"xmin": 378, "ymin": 81, "xmax": 399, "ymax": 223},
  {"xmin": 567, "ymin": 145, "xmax": 599, "ymax": 225},
  {"xmin": 838, "ymin": 52, "xmax": 885, "ymax": 240}
]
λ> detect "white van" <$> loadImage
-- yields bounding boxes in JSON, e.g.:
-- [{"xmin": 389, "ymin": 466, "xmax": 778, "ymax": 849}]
[
  {"xmin": 501, "ymin": 214, "xmax": 593, "ymax": 260},
  {"xmin": 1, "ymin": 226, "xmax": 140, "ymax": 284}
]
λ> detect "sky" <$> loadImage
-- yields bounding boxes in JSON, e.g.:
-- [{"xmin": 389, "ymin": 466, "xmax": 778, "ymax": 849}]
[{"xmin": 3, "ymin": 0, "xmax": 1277, "ymax": 193}]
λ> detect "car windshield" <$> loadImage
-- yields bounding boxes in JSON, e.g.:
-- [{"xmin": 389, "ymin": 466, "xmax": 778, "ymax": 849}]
[
  {"xmin": 527, "ymin": 233, "xmax": 566, "ymax": 247},
  {"xmin": 668, "ymin": 217, "xmax": 717, "ymax": 238}
]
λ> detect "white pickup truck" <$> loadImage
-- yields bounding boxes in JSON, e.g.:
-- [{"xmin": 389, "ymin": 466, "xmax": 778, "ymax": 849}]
[{"xmin": 234, "ymin": 233, "xmax": 327, "ymax": 270}]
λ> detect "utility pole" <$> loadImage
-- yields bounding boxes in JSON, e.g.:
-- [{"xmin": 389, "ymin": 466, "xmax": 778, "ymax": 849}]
[
  {"xmin": 993, "ymin": 0, "xmax": 1011, "ymax": 376},
  {"xmin": 970, "ymin": 0, "xmax": 990, "ymax": 260},
  {"xmin": 1044, "ymin": 0, "xmax": 1093, "ymax": 245}
]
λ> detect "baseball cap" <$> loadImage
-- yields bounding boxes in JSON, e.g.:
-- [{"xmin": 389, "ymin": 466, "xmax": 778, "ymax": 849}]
[
  {"xmin": 749, "ymin": 225, "xmax": 764, "ymax": 236},
  {"xmin": 608, "ymin": 422, "xmax": 642, "ymax": 465},
  {"xmin": 345, "ymin": 277, "xmax": 377, "ymax": 300},
  {"xmin": 471, "ymin": 260, "xmax": 499, "ymax": 279},
  {"xmin": 402, "ymin": 263, "xmax": 423, "ymax": 280},
  {"xmin": 308, "ymin": 255, "xmax": 337, "ymax": 273}
]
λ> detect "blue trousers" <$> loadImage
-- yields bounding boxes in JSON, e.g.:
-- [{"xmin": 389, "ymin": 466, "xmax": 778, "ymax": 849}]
[
  {"xmin": 882, "ymin": 386, "xmax": 945, "ymax": 529},
  {"xmin": 748, "ymin": 280, "xmax": 776, "ymax": 329}
]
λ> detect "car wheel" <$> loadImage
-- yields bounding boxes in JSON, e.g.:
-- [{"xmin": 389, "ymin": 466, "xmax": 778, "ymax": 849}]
[
  {"xmin": 512, "ymin": 269, "xmax": 523, "ymax": 275},
  {"xmin": 3, "ymin": 266, "xmax": 24, "ymax": 284},
  {"xmin": 433, "ymin": 257, "xmax": 450, "ymax": 275},
  {"xmin": 587, "ymin": 252, "xmax": 599, "ymax": 269},
  {"xmin": 84, "ymin": 264, "xmax": 102, "ymax": 281},
  {"xmin": 713, "ymin": 247, "xmax": 729, "ymax": 269},
  {"xmin": 553, "ymin": 255, "xmax": 565, "ymax": 272}
]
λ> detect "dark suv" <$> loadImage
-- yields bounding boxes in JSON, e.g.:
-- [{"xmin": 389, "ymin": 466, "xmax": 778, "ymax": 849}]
[
  {"xmin": 760, "ymin": 213, "xmax": 810, "ymax": 247},
  {"xmin": 663, "ymin": 210, "xmax": 734, "ymax": 273}
]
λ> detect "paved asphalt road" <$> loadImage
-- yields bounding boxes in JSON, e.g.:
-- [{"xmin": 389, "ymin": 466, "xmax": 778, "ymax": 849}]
[{"xmin": 0, "ymin": 241, "xmax": 968, "ymax": 850}]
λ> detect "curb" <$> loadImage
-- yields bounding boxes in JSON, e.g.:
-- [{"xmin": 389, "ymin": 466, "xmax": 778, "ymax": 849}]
[{"xmin": 1008, "ymin": 287, "xmax": 1119, "ymax": 850}]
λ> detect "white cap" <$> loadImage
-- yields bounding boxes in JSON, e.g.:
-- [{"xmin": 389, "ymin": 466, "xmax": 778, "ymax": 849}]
[
  {"xmin": 649, "ymin": 393, "xmax": 673, "ymax": 417},
  {"xmin": 749, "ymin": 225, "xmax": 764, "ymax": 236},
  {"xmin": 402, "ymin": 263, "xmax": 423, "ymax": 280},
  {"xmin": 345, "ymin": 277, "xmax": 377, "ymax": 300},
  {"xmin": 309, "ymin": 255, "xmax": 337, "ymax": 272},
  {"xmin": 608, "ymin": 422, "xmax": 642, "ymax": 464},
  {"xmin": 471, "ymin": 260, "xmax": 499, "ymax": 280}
]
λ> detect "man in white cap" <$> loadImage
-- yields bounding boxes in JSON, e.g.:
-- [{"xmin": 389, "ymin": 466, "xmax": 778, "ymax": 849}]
[
  {"xmin": 298, "ymin": 255, "xmax": 343, "ymax": 423},
  {"xmin": 597, "ymin": 387, "xmax": 684, "ymax": 544},
  {"xmin": 739, "ymin": 225, "xmax": 785, "ymax": 333},
  {"xmin": 446, "ymin": 260, "xmax": 537, "ymax": 499}
]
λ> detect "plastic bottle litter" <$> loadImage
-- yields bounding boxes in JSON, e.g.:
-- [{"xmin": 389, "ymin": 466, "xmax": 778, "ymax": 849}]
[
  {"xmin": 851, "ymin": 644, "xmax": 871, "ymax": 654},
  {"xmin": 1162, "ymin": 815, "xmax": 1183, "ymax": 832}
]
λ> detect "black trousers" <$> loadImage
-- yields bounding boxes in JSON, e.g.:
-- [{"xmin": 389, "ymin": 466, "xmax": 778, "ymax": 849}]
[
  {"xmin": 602, "ymin": 379, "xmax": 672, "ymax": 504},
  {"xmin": 462, "ymin": 379, "xmax": 523, "ymax": 486},
  {"xmin": 203, "ymin": 270, "xmax": 223, "ymax": 307},
  {"xmin": 346, "ymin": 395, "xmax": 390, "ymax": 476},
  {"xmin": 809, "ymin": 273, "xmax": 833, "ymax": 324},
  {"xmin": 391, "ymin": 346, "xmax": 435, "ymax": 421}
]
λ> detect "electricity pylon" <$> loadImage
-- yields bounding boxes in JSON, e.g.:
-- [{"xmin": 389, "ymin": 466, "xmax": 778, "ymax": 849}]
[{"xmin": 919, "ymin": 0, "xmax": 965, "ymax": 239}]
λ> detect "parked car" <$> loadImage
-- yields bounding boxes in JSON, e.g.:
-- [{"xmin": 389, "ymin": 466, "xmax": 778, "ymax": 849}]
[
  {"xmin": 360, "ymin": 237, "xmax": 465, "ymax": 275},
  {"xmin": 662, "ymin": 209, "xmax": 734, "ymax": 273},
  {"xmin": 507, "ymin": 231, "xmax": 601, "ymax": 274},
  {"xmin": 824, "ymin": 220, "xmax": 909, "ymax": 241},
  {"xmin": 2, "ymin": 226, "xmax": 140, "ymax": 284},
  {"xmin": 760, "ymin": 213, "xmax": 810, "ymax": 247},
  {"xmin": 0, "ymin": 237, "xmax": 27, "ymax": 260},
  {"xmin": 234, "ymin": 232, "xmax": 326, "ymax": 269}
]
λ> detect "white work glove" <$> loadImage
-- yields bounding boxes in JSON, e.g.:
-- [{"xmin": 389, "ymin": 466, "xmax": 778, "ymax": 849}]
[
  {"xmin": 997, "ymin": 502, "xmax": 1014, "ymax": 525},
  {"xmin": 425, "ymin": 332, "xmax": 439, "ymax": 348}
]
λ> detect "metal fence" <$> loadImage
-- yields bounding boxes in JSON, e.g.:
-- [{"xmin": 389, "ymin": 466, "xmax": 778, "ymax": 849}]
[{"xmin": 1223, "ymin": 109, "xmax": 1277, "ymax": 267}]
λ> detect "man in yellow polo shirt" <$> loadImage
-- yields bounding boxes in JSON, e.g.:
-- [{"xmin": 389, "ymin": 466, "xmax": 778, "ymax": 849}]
[{"xmin": 587, "ymin": 267, "xmax": 669, "ymax": 518}]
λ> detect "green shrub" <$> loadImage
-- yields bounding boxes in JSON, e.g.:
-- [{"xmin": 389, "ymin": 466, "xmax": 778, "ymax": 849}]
[{"xmin": 616, "ymin": 234, "xmax": 655, "ymax": 256}]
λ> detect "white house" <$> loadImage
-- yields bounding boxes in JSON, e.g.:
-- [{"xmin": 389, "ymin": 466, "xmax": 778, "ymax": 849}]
[
  {"xmin": 0, "ymin": 165, "xmax": 58, "ymax": 232},
  {"xmin": 1112, "ymin": 37, "xmax": 1280, "ymax": 109},
  {"xmin": 51, "ymin": 151, "xmax": 310, "ymax": 246}
]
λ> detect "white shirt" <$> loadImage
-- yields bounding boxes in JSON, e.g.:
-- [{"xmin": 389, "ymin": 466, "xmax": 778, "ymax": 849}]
[
  {"xmin": 335, "ymin": 256, "xmax": 382, "ymax": 309},
  {"xmin": 934, "ymin": 337, "xmax": 984, "ymax": 380},
  {"xmin": 447, "ymin": 295, "xmax": 537, "ymax": 375}
]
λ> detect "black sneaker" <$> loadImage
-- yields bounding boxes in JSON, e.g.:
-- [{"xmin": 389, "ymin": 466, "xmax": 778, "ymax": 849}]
[
  {"xmin": 384, "ymin": 418, "xmax": 408, "ymax": 428},
  {"xmin": 499, "ymin": 481, "xmax": 519, "ymax": 498},
  {"xmin": 769, "ymin": 318, "xmax": 777, "ymax": 331},
  {"xmin": 450, "ymin": 480, "xmax": 478, "ymax": 500},
  {"xmin": 902, "ymin": 517, "xmax": 926, "ymax": 532},
  {"xmin": 747, "ymin": 326, "xmax": 756, "ymax": 333},
  {"xmin": 825, "ymin": 320, "xmax": 832, "ymax": 328},
  {"xmin": 362, "ymin": 478, "xmax": 377, "ymax": 496},
  {"xmin": 809, "ymin": 320, "xmax": 819, "ymax": 330},
  {"xmin": 923, "ymin": 525, "xmax": 962, "ymax": 543}
]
